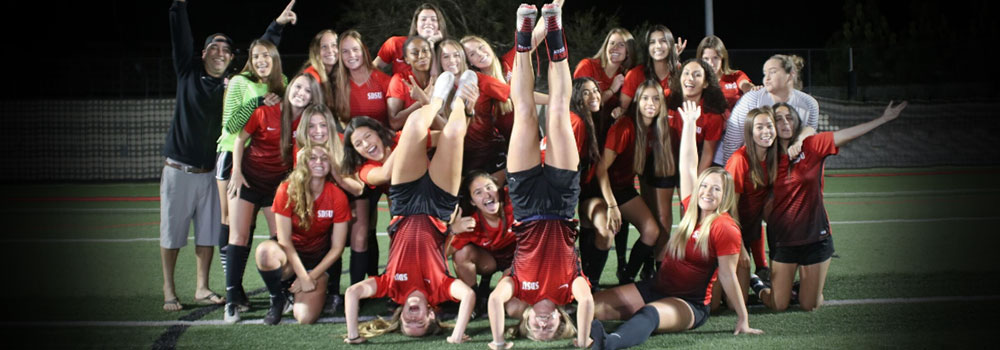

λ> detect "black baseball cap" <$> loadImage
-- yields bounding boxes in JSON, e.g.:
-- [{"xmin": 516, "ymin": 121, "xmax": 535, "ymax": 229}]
[{"xmin": 203, "ymin": 33, "xmax": 234, "ymax": 50}]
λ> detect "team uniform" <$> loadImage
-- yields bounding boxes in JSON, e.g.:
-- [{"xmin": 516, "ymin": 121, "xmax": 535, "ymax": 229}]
[
  {"xmin": 376, "ymin": 36, "xmax": 412, "ymax": 78},
  {"xmin": 216, "ymin": 72, "xmax": 279, "ymax": 180},
  {"xmin": 493, "ymin": 48, "xmax": 518, "ymax": 141},
  {"xmin": 725, "ymin": 146, "xmax": 771, "ymax": 248},
  {"xmin": 372, "ymin": 171, "xmax": 462, "ymax": 306},
  {"xmin": 767, "ymin": 132, "xmax": 837, "ymax": 265},
  {"xmin": 718, "ymin": 70, "xmax": 751, "ymax": 112},
  {"xmin": 349, "ymin": 69, "xmax": 392, "ymax": 126},
  {"xmin": 602, "ymin": 115, "xmax": 652, "ymax": 204},
  {"xmin": 463, "ymin": 71, "xmax": 511, "ymax": 175},
  {"xmin": 271, "ymin": 181, "xmax": 352, "ymax": 270},
  {"xmin": 574, "ymin": 57, "xmax": 624, "ymax": 143},
  {"xmin": 636, "ymin": 196, "xmax": 741, "ymax": 329},
  {"xmin": 449, "ymin": 188, "xmax": 517, "ymax": 271},
  {"xmin": 620, "ymin": 65, "xmax": 671, "ymax": 105},
  {"xmin": 387, "ymin": 72, "xmax": 428, "ymax": 112},
  {"xmin": 716, "ymin": 88, "xmax": 819, "ymax": 165},
  {"xmin": 238, "ymin": 104, "xmax": 301, "ymax": 206}
]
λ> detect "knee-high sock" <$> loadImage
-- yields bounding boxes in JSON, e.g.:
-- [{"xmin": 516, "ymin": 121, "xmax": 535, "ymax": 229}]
[
  {"xmin": 258, "ymin": 267, "xmax": 285, "ymax": 299},
  {"xmin": 543, "ymin": 13, "xmax": 567, "ymax": 61},
  {"xmin": 587, "ymin": 247, "xmax": 610, "ymax": 287},
  {"xmin": 225, "ymin": 244, "xmax": 251, "ymax": 304},
  {"xmin": 614, "ymin": 223, "xmax": 630, "ymax": 269},
  {"xmin": 605, "ymin": 305, "xmax": 660, "ymax": 350},
  {"xmin": 218, "ymin": 223, "xmax": 230, "ymax": 275},
  {"xmin": 624, "ymin": 240, "xmax": 653, "ymax": 280},
  {"xmin": 366, "ymin": 228, "xmax": 379, "ymax": 277},
  {"xmin": 477, "ymin": 272, "xmax": 494, "ymax": 296},
  {"xmin": 752, "ymin": 226, "xmax": 769, "ymax": 269},
  {"xmin": 327, "ymin": 258, "xmax": 343, "ymax": 295},
  {"xmin": 349, "ymin": 249, "xmax": 370, "ymax": 285}
]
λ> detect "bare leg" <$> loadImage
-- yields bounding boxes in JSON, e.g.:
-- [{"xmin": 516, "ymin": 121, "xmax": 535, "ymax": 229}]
[
  {"xmin": 392, "ymin": 75, "xmax": 450, "ymax": 185},
  {"xmin": 161, "ymin": 247, "xmax": 181, "ymax": 310},
  {"xmin": 760, "ymin": 261, "xmax": 797, "ymax": 311},
  {"xmin": 798, "ymin": 258, "xmax": 831, "ymax": 311},
  {"xmin": 542, "ymin": 43, "xmax": 577, "ymax": 171},
  {"xmin": 506, "ymin": 42, "xmax": 541, "ymax": 173},
  {"xmin": 427, "ymin": 97, "xmax": 468, "ymax": 195}
]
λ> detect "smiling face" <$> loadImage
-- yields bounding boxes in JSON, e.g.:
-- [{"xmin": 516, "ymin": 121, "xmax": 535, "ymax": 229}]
[
  {"xmin": 341, "ymin": 36, "xmax": 364, "ymax": 71},
  {"xmin": 638, "ymin": 86, "xmax": 661, "ymax": 120},
  {"xmin": 527, "ymin": 302, "xmax": 561, "ymax": 341},
  {"xmin": 439, "ymin": 42, "xmax": 466, "ymax": 74},
  {"xmin": 774, "ymin": 105, "xmax": 799, "ymax": 142},
  {"xmin": 680, "ymin": 61, "xmax": 708, "ymax": 100},
  {"xmin": 462, "ymin": 40, "xmax": 493, "ymax": 70},
  {"xmin": 751, "ymin": 113, "xmax": 776, "ymax": 149},
  {"xmin": 698, "ymin": 172, "xmax": 724, "ymax": 212},
  {"xmin": 319, "ymin": 32, "xmax": 338, "ymax": 67},
  {"xmin": 307, "ymin": 147, "xmax": 331, "ymax": 178},
  {"xmin": 405, "ymin": 38, "xmax": 433, "ymax": 73},
  {"xmin": 286, "ymin": 76, "xmax": 314, "ymax": 108},
  {"xmin": 647, "ymin": 30, "xmax": 670, "ymax": 62},
  {"xmin": 762, "ymin": 58, "xmax": 791, "ymax": 94},
  {"xmin": 202, "ymin": 38, "xmax": 233, "ymax": 77},
  {"xmin": 307, "ymin": 113, "xmax": 329, "ymax": 144},
  {"xmin": 399, "ymin": 291, "xmax": 433, "ymax": 337},
  {"xmin": 468, "ymin": 176, "xmax": 501, "ymax": 216},
  {"xmin": 701, "ymin": 48, "xmax": 722, "ymax": 76},
  {"xmin": 606, "ymin": 33, "xmax": 627, "ymax": 65},
  {"xmin": 349, "ymin": 126, "xmax": 387, "ymax": 162},
  {"xmin": 580, "ymin": 81, "xmax": 601, "ymax": 113},
  {"xmin": 251, "ymin": 44, "xmax": 274, "ymax": 79},
  {"xmin": 416, "ymin": 9, "xmax": 440, "ymax": 38}
]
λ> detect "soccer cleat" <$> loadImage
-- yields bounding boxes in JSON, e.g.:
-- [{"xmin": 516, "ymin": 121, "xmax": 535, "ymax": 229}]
[
  {"xmin": 790, "ymin": 281, "xmax": 800, "ymax": 305},
  {"xmin": 755, "ymin": 267, "xmax": 771, "ymax": 283},
  {"xmin": 324, "ymin": 294, "xmax": 344, "ymax": 314},
  {"xmin": 432, "ymin": 71, "xmax": 455, "ymax": 101},
  {"xmin": 515, "ymin": 4, "xmax": 537, "ymax": 52},
  {"xmin": 749, "ymin": 274, "xmax": 768, "ymax": 296},
  {"xmin": 223, "ymin": 302, "xmax": 241, "ymax": 324},
  {"xmin": 541, "ymin": 2, "xmax": 567, "ymax": 61},
  {"xmin": 454, "ymin": 70, "xmax": 478, "ymax": 110},
  {"xmin": 541, "ymin": 3, "xmax": 562, "ymax": 32},
  {"xmin": 263, "ymin": 293, "xmax": 293, "ymax": 325}
]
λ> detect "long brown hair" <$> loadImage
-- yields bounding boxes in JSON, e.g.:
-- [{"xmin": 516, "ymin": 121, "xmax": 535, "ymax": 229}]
[
  {"xmin": 304, "ymin": 30, "xmax": 339, "ymax": 113},
  {"xmin": 460, "ymin": 35, "xmax": 513, "ymax": 115},
  {"xmin": 642, "ymin": 25, "xmax": 680, "ymax": 82},
  {"xmin": 334, "ymin": 30, "xmax": 375, "ymax": 124},
  {"xmin": 238, "ymin": 39, "xmax": 285, "ymax": 96},
  {"xmin": 592, "ymin": 28, "xmax": 636, "ymax": 72},
  {"xmin": 696, "ymin": 35, "xmax": 735, "ymax": 76},
  {"xmin": 570, "ymin": 77, "xmax": 602, "ymax": 168},
  {"xmin": 631, "ymin": 80, "xmax": 675, "ymax": 178},
  {"xmin": 667, "ymin": 59, "xmax": 728, "ymax": 115},
  {"xmin": 295, "ymin": 104, "xmax": 345, "ymax": 173},
  {"xmin": 742, "ymin": 106, "xmax": 777, "ymax": 189},
  {"xmin": 408, "ymin": 3, "xmax": 449, "ymax": 39},
  {"xmin": 282, "ymin": 145, "xmax": 334, "ymax": 231},
  {"xmin": 280, "ymin": 73, "xmax": 325, "ymax": 165}
]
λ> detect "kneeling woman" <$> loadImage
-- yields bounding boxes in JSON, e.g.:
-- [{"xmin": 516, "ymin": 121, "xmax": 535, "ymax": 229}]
[
  {"xmin": 590, "ymin": 101, "xmax": 762, "ymax": 350},
  {"xmin": 254, "ymin": 145, "xmax": 351, "ymax": 325},
  {"xmin": 344, "ymin": 71, "xmax": 475, "ymax": 344},
  {"xmin": 447, "ymin": 171, "xmax": 516, "ymax": 302},
  {"xmin": 487, "ymin": 4, "xmax": 594, "ymax": 349}
]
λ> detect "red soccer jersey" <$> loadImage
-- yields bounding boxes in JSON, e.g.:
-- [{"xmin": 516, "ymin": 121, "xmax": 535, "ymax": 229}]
[
  {"xmin": 373, "ymin": 214, "xmax": 458, "ymax": 306},
  {"xmin": 376, "ymin": 36, "xmax": 411, "ymax": 78},
  {"xmin": 574, "ymin": 58, "xmax": 616, "ymax": 92},
  {"xmin": 509, "ymin": 219, "xmax": 586, "ymax": 305},
  {"xmin": 349, "ymin": 69, "xmax": 392, "ymax": 126},
  {"xmin": 272, "ymin": 181, "xmax": 352, "ymax": 256},
  {"xmin": 620, "ymin": 65, "xmax": 671, "ymax": 101},
  {"xmin": 603, "ymin": 116, "xmax": 651, "ymax": 189},
  {"xmin": 655, "ymin": 196, "xmax": 742, "ymax": 305},
  {"xmin": 500, "ymin": 48, "xmax": 515, "ymax": 83},
  {"xmin": 242, "ymin": 105, "xmax": 302, "ymax": 191},
  {"xmin": 450, "ymin": 189, "xmax": 516, "ymax": 253},
  {"xmin": 387, "ymin": 72, "xmax": 426, "ymax": 111},
  {"xmin": 719, "ymin": 70, "xmax": 751, "ymax": 110},
  {"xmin": 725, "ymin": 146, "xmax": 771, "ymax": 232},
  {"xmin": 464, "ymin": 72, "xmax": 510, "ymax": 161},
  {"xmin": 667, "ymin": 102, "xmax": 724, "ymax": 153},
  {"xmin": 768, "ymin": 132, "xmax": 838, "ymax": 247}
]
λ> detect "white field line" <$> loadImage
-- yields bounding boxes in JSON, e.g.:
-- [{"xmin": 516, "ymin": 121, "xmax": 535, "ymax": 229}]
[
  {"xmin": 6, "ymin": 295, "xmax": 999, "ymax": 327},
  {"xmin": 8, "ymin": 216, "xmax": 1000, "ymax": 244}
]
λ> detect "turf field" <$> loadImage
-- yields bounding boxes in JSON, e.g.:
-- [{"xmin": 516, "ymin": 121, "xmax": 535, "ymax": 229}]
[{"xmin": 1, "ymin": 166, "xmax": 997, "ymax": 349}]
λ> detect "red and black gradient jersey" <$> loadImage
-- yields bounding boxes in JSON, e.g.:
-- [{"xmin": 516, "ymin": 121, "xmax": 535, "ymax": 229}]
[
  {"xmin": 349, "ymin": 69, "xmax": 392, "ymax": 126},
  {"xmin": 655, "ymin": 197, "xmax": 742, "ymax": 305},
  {"xmin": 604, "ymin": 115, "xmax": 651, "ymax": 189},
  {"xmin": 509, "ymin": 219, "xmax": 587, "ymax": 306},
  {"xmin": 272, "ymin": 181, "xmax": 352, "ymax": 256},
  {"xmin": 621, "ymin": 65, "xmax": 671, "ymax": 102},
  {"xmin": 725, "ymin": 146, "xmax": 771, "ymax": 231},
  {"xmin": 667, "ymin": 101, "xmax": 724, "ymax": 154},
  {"xmin": 376, "ymin": 36, "xmax": 411, "ymax": 78},
  {"xmin": 242, "ymin": 104, "xmax": 301, "ymax": 192},
  {"xmin": 768, "ymin": 132, "xmax": 838, "ymax": 247},
  {"xmin": 450, "ymin": 188, "xmax": 516, "ymax": 253},
  {"xmin": 373, "ymin": 214, "xmax": 458, "ymax": 306}
]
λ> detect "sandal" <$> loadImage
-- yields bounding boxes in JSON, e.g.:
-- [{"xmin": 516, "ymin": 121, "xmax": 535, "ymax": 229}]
[
  {"xmin": 194, "ymin": 292, "xmax": 226, "ymax": 305},
  {"xmin": 163, "ymin": 299, "xmax": 183, "ymax": 311}
]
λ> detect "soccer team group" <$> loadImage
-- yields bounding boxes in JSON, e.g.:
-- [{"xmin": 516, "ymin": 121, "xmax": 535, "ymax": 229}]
[{"xmin": 162, "ymin": 0, "xmax": 907, "ymax": 348}]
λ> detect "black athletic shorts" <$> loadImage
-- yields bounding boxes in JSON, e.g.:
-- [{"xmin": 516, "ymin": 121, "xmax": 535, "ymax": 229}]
[
  {"xmin": 634, "ymin": 279, "xmax": 710, "ymax": 330},
  {"xmin": 611, "ymin": 186, "xmax": 640, "ymax": 206},
  {"xmin": 507, "ymin": 164, "xmax": 580, "ymax": 221},
  {"xmin": 772, "ymin": 237, "xmax": 834, "ymax": 266},
  {"xmin": 215, "ymin": 151, "xmax": 233, "ymax": 180},
  {"xmin": 388, "ymin": 172, "xmax": 459, "ymax": 223},
  {"xmin": 640, "ymin": 156, "xmax": 679, "ymax": 188},
  {"xmin": 239, "ymin": 184, "xmax": 275, "ymax": 207}
]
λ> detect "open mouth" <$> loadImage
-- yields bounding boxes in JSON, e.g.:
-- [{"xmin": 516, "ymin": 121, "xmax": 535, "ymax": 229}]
[{"xmin": 367, "ymin": 145, "xmax": 378, "ymax": 158}]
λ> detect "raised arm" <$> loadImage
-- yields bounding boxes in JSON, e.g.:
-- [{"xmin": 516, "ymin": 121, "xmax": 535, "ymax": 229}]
[
  {"xmin": 260, "ymin": 0, "xmax": 296, "ymax": 46},
  {"xmin": 169, "ymin": 0, "xmax": 194, "ymax": 74},
  {"xmin": 678, "ymin": 100, "xmax": 701, "ymax": 201},
  {"xmin": 833, "ymin": 101, "xmax": 907, "ymax": 147}
]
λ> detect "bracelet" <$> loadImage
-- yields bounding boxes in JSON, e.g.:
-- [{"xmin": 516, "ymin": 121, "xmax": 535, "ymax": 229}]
[
  {"xmin": 346, "ymin": 335, "xmax": 361, "ymax": 341},
  {"xmin": 608, "ymin": 204, "xmax": 618, "ymax": 208},
  {"xmin": 490, "ymin": 340, "xmax": 506, "ymax": 347}
]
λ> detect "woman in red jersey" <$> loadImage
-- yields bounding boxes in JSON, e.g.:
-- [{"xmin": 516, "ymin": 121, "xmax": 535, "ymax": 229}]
[
  {"xmin": 618, "ymin": 25, "xmax": 685, "ymax": 116},
  {"xmin": 223, "ymin": 73, "xmax": 323, "ymax": 323},
  {"xmin": 697, "ymin": 35, "xmax": 754, "ymax": 112},
  {"xmin": 387, "ymin": 36, "xmax": 435, "ymax": 131},
  {"xmin": 374, "ymin": 3, "xmax": 449, "ymax": 77},
  {"xmin": 301, "ymin": 30, "xmax": 339, "ymax": 123},
  {"xmin": 487, "ymin": 4, "xmax": 594, "ymax": 349},
  {"xmin": 253, "ymin": 145, "xmax": 351, "ymax": 325},
  {"xmin": 574, "ymin": 27, "xmax": 635, "ymax": 127},
  {"xmin": 344, "ymin": 70, "xmax": 474, "ymax": 345},
  {"xmin": 334, "ymin": 30, "xmax": 392, "ymax": 127},
  {"xmin": 751, "ymin": 101, "xmax": 908, "ymax": 312},
  {"xmin": 717, "ymin": 106, "xmax": 777, "ymax": 310},
  {"xmin": 590, "ymin": 100, "xmax": 763, "ymax": 350}
]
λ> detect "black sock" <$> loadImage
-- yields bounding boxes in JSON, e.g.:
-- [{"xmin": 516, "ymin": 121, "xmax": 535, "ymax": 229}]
[
  {"xmin": 327, "ymin": 258, "xmax": 342, "ymax": 295},
  {"xmin": 624, "ymin": 241, "xmax": 653, "ymax": 280},
  {"xmin": 225, "ymin": 244, "xmax": 251, "ymax": 304},
  {"xmin": 606, "ymin": 305, "xmax": 660, "ymax": 349},
  {"xmin": 587, "ymin": 247, "xmax": 610, "ymax": 287},
  {"xmin": 614, "ymin": 224, "xmax": 629, "ymax": 268},
  {"xmin": 258, "ymin": 267, "xmax": 285, "ymax": 299},
  {"xmin": 366, "ymin": 229, "xmax": 379, "ymax": 276},
  {"xmin": 350, "ymin": 249, "xmax": 370, "ymax": 285},
  {"xmin": 219, "ymin": 223, "xmax": 229, "ymax": 275},
  {"xmin": 578, "ymin": 228, "xmax": 595, "ymax": 271},
  {"xmin": 545, "ymin": 28, "xmax": 567, "ymax": 62},
  {"xmin": 477, "ymin": 272, "xmax": 494, "ymax": 296}
]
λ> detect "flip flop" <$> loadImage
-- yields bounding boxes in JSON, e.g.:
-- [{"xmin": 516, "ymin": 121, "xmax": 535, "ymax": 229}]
[
  {"xmin": 163, "ymin": 299, "xmax": 183, "ymax": 312},
  {"xmin": 194, "ymin": 292, "xmax": 226, "ymax": 305}
]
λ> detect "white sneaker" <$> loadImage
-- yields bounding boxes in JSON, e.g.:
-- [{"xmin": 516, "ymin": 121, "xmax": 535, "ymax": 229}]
[{"xmin": 223, "ymin": 303, "xmax": 241, "ymax": 324}]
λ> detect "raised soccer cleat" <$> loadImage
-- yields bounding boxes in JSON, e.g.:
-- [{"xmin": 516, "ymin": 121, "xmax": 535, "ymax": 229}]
[{"xmin": 515, "ymin": 4, "xmax": 537, "ymax": 52}]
